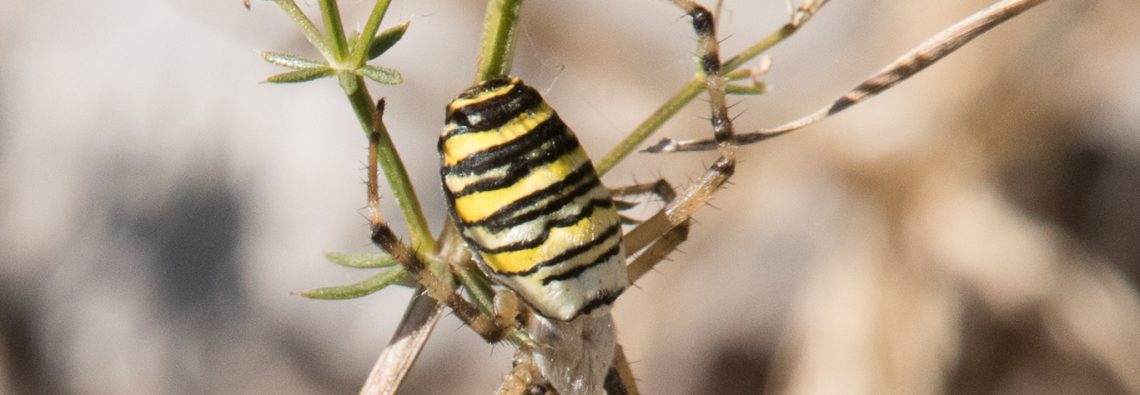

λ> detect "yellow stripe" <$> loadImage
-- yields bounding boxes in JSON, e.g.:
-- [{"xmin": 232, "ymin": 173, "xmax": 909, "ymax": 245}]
[
  {"xmin": 446, "ymin": 80, "xmax": 518, "ymax": 112},
  {"xmin": 441, "ymin": 103, "xmax": 554, "ymax": 166},
  {"xmin": 444, "ymin": 166, "xmax": 507, "ymax": 193},
  {"xmin": 451, "ymin": 148, "xmax": 587, "ymax": 222},
  {"xmin": 480, "ymin": 207, "xmax": 620, "ymax": 273}
]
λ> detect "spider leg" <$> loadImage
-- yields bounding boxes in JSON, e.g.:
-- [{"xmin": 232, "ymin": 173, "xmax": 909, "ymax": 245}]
[
  {"xmin": 626, "ymin": 213, "xmax": 690, "ymax": 284},
  {"xmin": 610, "ymin": 179, "xmax": 677, "ymax": 204},
  {"xmin": 611, "ymin": 180, "xmax": 678, "ymax": 226},
  {"xmin": 366, "ymin": 100, "xmax": 514, "ymax": 344},
  {"xmin": 370, "ymin": 207, "xmax": 512, "ymax": 344},
  {"xmin": 608, "ymin": 178, "xmax": 692, "ymax": 284},
  {"xmin": 665, "ymin": 0, "xmax": 738, "ymax": 213},
  {"xmin": 649, "ymin": 0, "xmax": 1047, "ymax": 153},
  {"xmin": 599, "ymin": 6, "xmax": 738, "ymax": 387},
  {"xmin": 616, "ymin": 1, "xmax": 737, "ymax": 283}
]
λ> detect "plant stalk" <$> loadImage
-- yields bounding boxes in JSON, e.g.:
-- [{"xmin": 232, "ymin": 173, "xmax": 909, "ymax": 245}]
[
  {"xmin": 344, "ymin": 79, "xmax": 437, "ymax": 253},
  {"xmin": 317, "ymin": 0, "xmax": 350, "ymax": 63},
  {"xmin": 474, "ymin": 0, "xmax": 524, "ymax": 81}
]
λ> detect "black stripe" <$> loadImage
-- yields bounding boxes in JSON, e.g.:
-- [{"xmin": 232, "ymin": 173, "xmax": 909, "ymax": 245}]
[
  {"xmin": 540, "ymin": 243, "xmax": 621, "ymax": 285},
  {"xmin": 462, "ymin": 163, "xmax": 594, "ymax": 228},
  {"xmin": 500, "ymin": 223, "xmax": 622, "ymax": 276},
  {"xmin": 442, "ymin": 115, "xmax": 573, "ymax": 176},
  {"xmin": 473, "ymin": 198, "xmax": 614, "ymax": 254},
  {"xmin": 701, "ymin": 52, "xmax": 721, "ymax": 75},
  {"xmin": 689, "ymin": 7, "xmax": 715, "ymax": 37},
  {"xmin": 445, "ymin": 82, "xmax": 544, "ymax": 132},
  {"xmin": 573, "ymin": 289, "xmax": 623, "ymax": 319},
  {"xmin": 455, "ymin": 77, "xmax": 515, "ymax": 100},
  {"xmin": 471, "ymin": 167, "xmax": 600, "ymax": 232},
  {"xmin": 449, "ymin": 131, "xmax": 583, "ymax": 198},
  {"xmin": 481, "ymin": 181, "xmax": 604, "ymax": 232}
]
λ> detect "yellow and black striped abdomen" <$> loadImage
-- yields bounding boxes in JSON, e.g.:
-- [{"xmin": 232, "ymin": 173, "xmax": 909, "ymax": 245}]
[{"xmin": 440, "ymin": 77, "xmax": 628, "ymax": 321}]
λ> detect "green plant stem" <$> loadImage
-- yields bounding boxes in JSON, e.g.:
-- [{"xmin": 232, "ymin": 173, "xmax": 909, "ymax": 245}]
[
  {"xmin": 273, "ymin": 0, "xmax": 335, "ymax": 60},
  {"xmin": 474, "ymin": 0, "xmax": 524, "ymax": 81},
  {"xmin": 723, "ymin": 24, "xmax": 798, "ymax": 72},
  {"xmin": 343, "ymin": 79, "xmax": 437, "ymax": 254},
  {"xmin": 597, "ymin": 78, "xmax": 704, "ymax": 175},
  {"xmin": 317, "ymin": 0, "xmax": 350, "ymax": 63},
  {"xmin": 350, "ymin": 0, "xmax": 394, "ymax": 66},
  {"xmin": 271, "ymin": 1, "xmax": 432, "ymax": 253},
  {"xmin": 310, "ymin": 0, "xmax": 435, "ymax": 254},
  {"xmin": 597, "ymin": 19, "xmax": 810, "ymax": 175}
]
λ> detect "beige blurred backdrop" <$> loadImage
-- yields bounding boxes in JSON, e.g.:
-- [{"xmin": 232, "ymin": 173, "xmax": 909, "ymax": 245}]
[{"xmin": 1, "ymin": 1, "xmax": 1138, "ymax": 394}]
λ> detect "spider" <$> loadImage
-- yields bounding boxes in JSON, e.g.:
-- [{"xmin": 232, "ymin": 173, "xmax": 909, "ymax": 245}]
[{"xmin": 364, "ymin": 1, "xmax": 734, "ymax": 393}]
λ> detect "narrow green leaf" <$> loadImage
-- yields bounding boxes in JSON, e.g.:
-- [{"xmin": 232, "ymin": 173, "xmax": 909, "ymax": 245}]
[
  {"xmin": 271, "ymin": 0, "xmax": 336, "ymax": 61},
  {"xmin": 367, "ymin": 21, "xmax": 410, "ymax": 60},
  {"xmin": 726, "ymin": 83, "xmax": 768, "ymax": 96},
  {"xmin": 356, "ymin": 65, "xmax": 403, "ymax": 85},
  {"xmin": 259, "ymin": 51, "xmax": 326, "ymax": 69},
  {"xmin": 347, "ymin": 30, "xmax": 360, "ymax": 53},
  {"xmin": 726, "ymin": 68, "xmax": 754, "ymax": 81},
  {"xmin": 297, "ymin": 267, "xmax": 413, "ymax": 300},
  {"xmin": 265, "ymin": 67, "xmax": 334, "ymax": 83},
  {"xmin": 323, "ymin": 251, "xmax": 396, "ymax": 268}
]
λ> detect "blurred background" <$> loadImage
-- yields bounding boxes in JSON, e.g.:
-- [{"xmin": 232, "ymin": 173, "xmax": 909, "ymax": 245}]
[{"xmin": 2, "ymin": 0, "xmax": 1138, "ymax": 394}]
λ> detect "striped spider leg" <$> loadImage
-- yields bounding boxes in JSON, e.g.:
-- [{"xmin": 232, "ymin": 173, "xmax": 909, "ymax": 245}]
[
  {"xmin": 618, "ymin": 0, "xmax": 738, "ymax": 285},
  {"xmin": 608, "ymin": 180, "xmax": 691, "ymax": 284},
  {"xmin": 647, "ymin": 0, "xmax": 1048, "ymax": 153},
  {"xmin": 631, "ymin": 0, "xmax": 1053, "ymax": 285},
  {"xmin": 365, "ymin": 100, "xmax": 524, "ymax": 346}
]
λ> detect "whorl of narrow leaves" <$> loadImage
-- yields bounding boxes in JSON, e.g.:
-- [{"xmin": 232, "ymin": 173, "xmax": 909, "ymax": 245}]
[{"xmin": 258, "ymin": 20, "xmax": 408, "ymax": 86}]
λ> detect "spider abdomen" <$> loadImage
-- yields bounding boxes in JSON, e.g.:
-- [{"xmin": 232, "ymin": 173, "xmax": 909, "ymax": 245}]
[{"xmin": 439, "ymin": 77, "xmax": 628, "ymax": 321}]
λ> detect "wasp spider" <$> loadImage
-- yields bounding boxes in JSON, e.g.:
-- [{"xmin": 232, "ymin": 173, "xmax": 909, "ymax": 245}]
[{"xmin": 368, "ymin": 1, "xmax": 735, "ymax": 393}]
